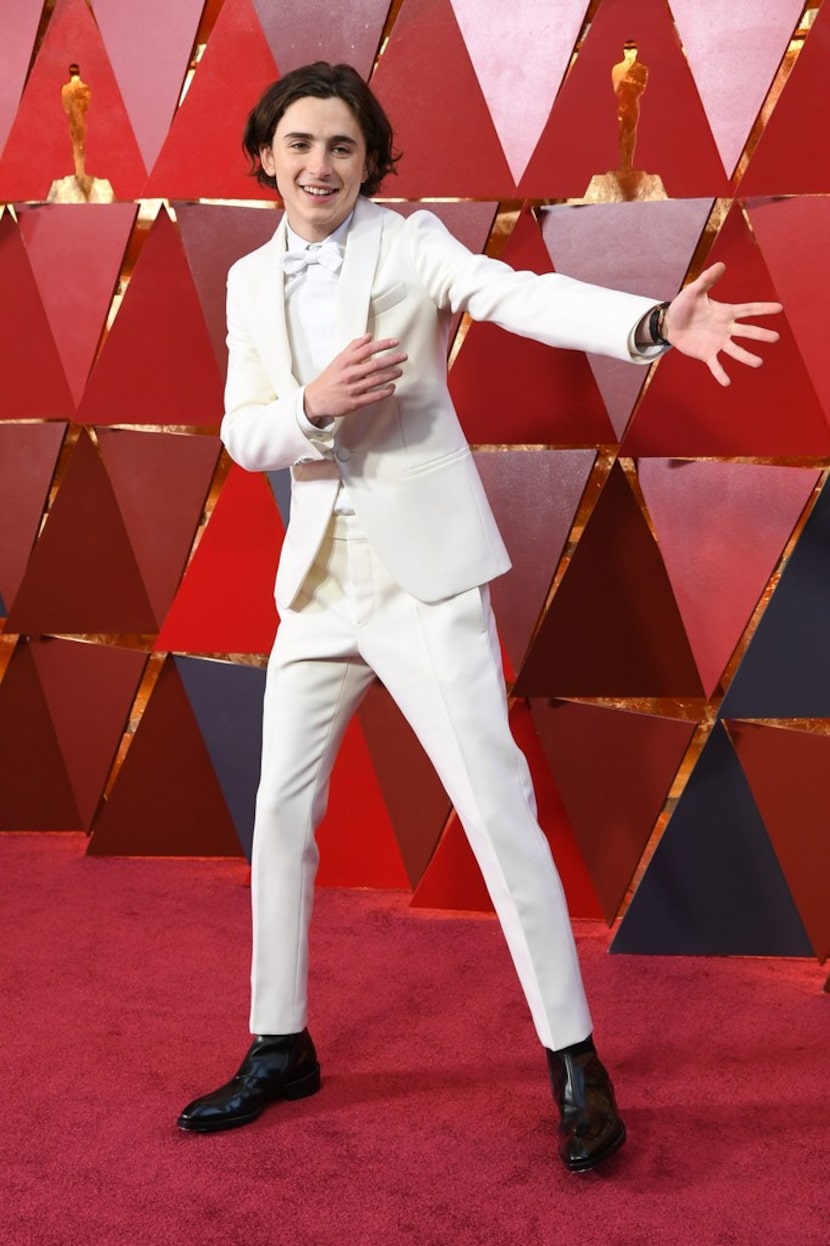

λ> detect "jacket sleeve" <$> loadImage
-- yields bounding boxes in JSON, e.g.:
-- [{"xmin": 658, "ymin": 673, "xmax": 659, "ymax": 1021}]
[
  {"xmin": 220, "ymin": 264, "xmax": 334, "ymax": 472},
  {"xmin": 402, "ymin": 210, "xmax": 661, "ymax": 364}
]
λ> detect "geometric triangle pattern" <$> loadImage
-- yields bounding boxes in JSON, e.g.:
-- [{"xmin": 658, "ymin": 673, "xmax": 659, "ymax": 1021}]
[
  {"xmin": 88, "ymin": 657, "xmax": 242, "ymax": 856},
  {"xmin": 726, "ymin": 720, "xmax": 830, "ymax": 961},
  {"xmin": 530, "ymin": 698, "xmax": 696, "ymax": 923},
  {"xmin": 637, "ymin": 459, "xmax": 820, "ymax": 697},
  {"xmin": 1, "ymin": 0, "xmax": 829, "ymax": 970},
  {"xmin": 0, "ymin": 0, "xmax": 148, "ymax": 201},
  {"xmin": 514, "ymin": 462, "xmax": 704, "ymax": 698},
  {"xmin": 611, "ymin": 723, "xmax": 813, "ymax": 956},
  {"xmin": 720, "ymin": 476, "xmax": 830, "ymax": 719}
]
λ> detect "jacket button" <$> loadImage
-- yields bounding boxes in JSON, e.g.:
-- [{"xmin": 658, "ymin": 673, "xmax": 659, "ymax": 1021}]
[{"xmin": 335, "ymin": 447, "xmax": 350, "ymax": 462}]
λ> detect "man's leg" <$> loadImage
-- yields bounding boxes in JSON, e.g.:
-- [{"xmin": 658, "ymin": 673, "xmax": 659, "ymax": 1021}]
[
  {"xmin": 355, "ymin": 549, "xmax": 625, "ymax": 1170},
  {"xmin": 178, "ymin": 521, "xmax": 375, "ymax": 1132}
]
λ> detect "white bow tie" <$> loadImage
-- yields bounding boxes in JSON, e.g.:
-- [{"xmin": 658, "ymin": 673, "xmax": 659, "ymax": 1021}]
[{"xmin": 280, "ymin": 241, "xmax": 343, "ymax": 277}]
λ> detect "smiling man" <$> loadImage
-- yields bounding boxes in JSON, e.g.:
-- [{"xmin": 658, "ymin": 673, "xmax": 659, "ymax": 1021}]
[{"xmin": 177, "ymin": 62, "xmax": 782, "ymax": 1172}]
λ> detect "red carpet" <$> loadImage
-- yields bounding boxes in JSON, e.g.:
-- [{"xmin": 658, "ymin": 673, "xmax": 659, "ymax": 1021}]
[{"xmin": 2, "ymin": 833, "xmax": 826, "ymax": 1245}]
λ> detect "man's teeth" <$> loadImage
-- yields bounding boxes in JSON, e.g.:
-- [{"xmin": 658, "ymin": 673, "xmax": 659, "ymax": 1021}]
[{"xmin": 303, "ymin": 187, "xmax": 335, "ymax": 196}]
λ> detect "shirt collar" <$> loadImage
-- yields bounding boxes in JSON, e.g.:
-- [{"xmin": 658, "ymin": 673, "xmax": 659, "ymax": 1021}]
[{"xmin": 285, "ymin": 211, "xmax": 353, "ymax": 255}]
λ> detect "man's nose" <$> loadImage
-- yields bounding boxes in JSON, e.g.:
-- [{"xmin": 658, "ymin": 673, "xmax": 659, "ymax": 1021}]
[{"xmin": 307, "ymin": 145, "xmax": 333, "ymax": 177}]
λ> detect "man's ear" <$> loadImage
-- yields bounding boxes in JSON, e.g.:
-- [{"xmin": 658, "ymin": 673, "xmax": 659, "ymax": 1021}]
[
  {"xmin": 363, "ymin": 153, "xmax": 377, "ymax": 185},
  {"xmin": 260, "ymin": 144, "xmax": 276, "ymax": 177}
]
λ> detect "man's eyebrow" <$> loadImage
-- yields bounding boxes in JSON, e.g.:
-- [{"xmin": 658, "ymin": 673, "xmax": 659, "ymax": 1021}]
[{"xmin": 281, "ymin": 131, "xmax": 359, "ymax": 145}]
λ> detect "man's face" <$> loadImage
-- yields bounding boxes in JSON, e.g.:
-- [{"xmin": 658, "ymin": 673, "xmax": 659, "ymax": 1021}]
[{"xmin": 261, "ymin": 95, "xmax": 370, "ymax": 243}]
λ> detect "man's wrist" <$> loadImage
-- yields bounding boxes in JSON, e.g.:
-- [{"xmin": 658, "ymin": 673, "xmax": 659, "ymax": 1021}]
[{"xmin": 648, "ymin": 301, "xmax": 672, "ymax": 347}]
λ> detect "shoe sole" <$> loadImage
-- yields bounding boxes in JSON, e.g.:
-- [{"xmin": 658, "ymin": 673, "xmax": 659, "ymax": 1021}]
[
  {"xmin": 177, "ymin": 1064, "xmax": 322, "ymax": 1133},
  {"xmin": 564, "ymin": 1121, "xmax": 627, "ymax": 1173}
]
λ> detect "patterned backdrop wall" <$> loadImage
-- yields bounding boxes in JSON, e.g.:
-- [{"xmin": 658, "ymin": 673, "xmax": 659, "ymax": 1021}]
[{"xmin": 1, "ymin": 0, "xmax": 828, "ymax": 965}]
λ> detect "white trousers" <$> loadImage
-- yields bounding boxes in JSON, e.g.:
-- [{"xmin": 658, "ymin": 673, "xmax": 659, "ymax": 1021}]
[{"xmin": 249, "ymin": 513, "xmax": 592, "ymax": 1050}]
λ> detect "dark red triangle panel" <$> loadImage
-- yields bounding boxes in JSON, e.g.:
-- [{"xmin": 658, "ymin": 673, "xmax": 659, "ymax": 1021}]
[
  {"xmin": 155, "ymin": 465, "xmax": 282, "ymax": 655},
  {"xmin": 514, "ymin": 463, "xmax": 704, "ymax": 698},
  {"xmin": 97, "ymin": 429, "xmax": 222, "ymax": 626},
  {"xmin": 637, "ymin": 459, "xmax": 820, "ymax": 698},
  {"xmin": 739, "ymin": 3, "xmax": 830, "ymax": 195},
  {"xmin": 727, "ymin": 721, "xmax": 830, "ymax": 961},
  {"xmin": 145, "ymin": 0, "xmax": 279, "ymax": 200},
  {"xmin": 0, "ymin": 422, "xmax": 66, "ymax": 614},
  {"xmin": 30, "ymin": 637, "xmax": 147, "ymax": 829},
  {"xmin": 518, "ymin": 0, "xmax": 728, "ymax": 199},
  {"xmin": 175, "ymin": 203, "xmax": 283, "ymax": 372},
  {"xmin": 540, "ymin": 199, "xmax": 713, "ymax": 439},
  {"xmin": 449, "ymin": 210, "xmax": 615, "ymax": 445},
  {"xmin": 357, "ymin": 681, "xmax": 451, "ymax": 888},
  {"xmin": 0, "ymin": 641, "xmax": 81, "ymax": 831},
  {"xmin": 370, "ymin": 0, "xmax": 514, "ymax": 198},
  {"xmin": 6, "ymin": 430, "xmax": 157, "ymax": 636},
  {"xmin": 530, "ymin": 699, "xmax": 696, "ymax": 922},
  {"xmin": 252, "ymin": 0, "xmax": 389, "ymax": 78},
  {"xmin": 76, "ymin": 209, "xmax": 224, "ymax": 428},
  {"xmin": 17, "ymin": 203, "xmax": 137, "ymax": 408},
  {"xmin": 474, "ymin": 449, "xmax": 595, "ymax": 674},
  {"xmin": 0, "ymin": 215, "xmax": 74, "ymax": 421},
  {"xmin": 622, "ymin": 204, "xmax": 829, "ymax": 457},
  {"xmin": 93, "ymin": 0, "xmax": 204, "ymax": 172},
  {"xmin": 87, "ymin": 658, "xmax": 241, "ymax": 856},
  {"xmin": 0, "ymin": 0, "xmax": 147, "ymax": 201}
]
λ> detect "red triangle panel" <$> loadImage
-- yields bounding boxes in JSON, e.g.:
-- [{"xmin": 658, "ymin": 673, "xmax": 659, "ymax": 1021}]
[
  {"xmin": 531, "ymin": 699, "xmax": 696, "ymax": 922},
  {"xmin": 93, "ymin": 0, "xmax": 204, "ymax": 172},
  {"xmin": 30, "ymin": 637, "xmax": 146, "ymax": 829},
  {"xmin": 0, "ymin": 423, "xmax": 66, "ymax": 613},
  {"xmin": 316, "ymin": 716, "xmax": 410, "ymax": 890},
  {"xmin": 449, "ymin": 210, "xmax": 615, "ymax": 444},
  {"xmin": 175, "ymin": 203, "xmax": 283, "ymax": 371},
  {"xmin": 253, "ymin": 0, "xmax": 390, "ymax": 79},
  {"xmin": 17, "ymin": 203, "xmax": 137, "ymax": 408},
  {"xmin": 145, "ymin": 0, "xmax": 280, "ymax": 200},
  {"xmin": 76, "ymin": 210, "xmax": 224, "ymax": 428},
  {"xmin": 0, "ymin": 215, "xmax": 74, "ymax": 421},
  {"xmin": 0, "ymin": 0, "xmax": 42, "ymax": 154},
  {"xmin": 155, "ymin": 465, "xmax": 282, "ymax": 654},
  {"xmin": 0, "ymin": 0, "xmax": 147, "ymax": 200},
  {"xmin": 97, "ymin": 429, "xmax": 222, "ymax": 627},
  {"xmin": 622, "ymin": 204, "xmax": 829, "ymax": 457},
  {"xmin": 0, "ymin": 641, "xmax": 81, "ymax": 831},
  {"xmin": 514, "ymin": 462, "xmax": 704, "ymax": 698},
  {"xmin": 370, "ymin": 0, "xmax": 514, "ymax": 197},
  {"xmin": 518, "ymin": 0, "xmax": 728, "ymax": 198},
  {"xmin": 739, "ymin": 2, "xmax": 830, "ymax": 195},
  {"xmin": 748, "ymin": 197, "xmax": 830, "ymax": 418},
  {"xmin": 638, "ymin": 459, "xmax": 820, "ymax": 697},
  {"xmin": 474, "ymin": 449, "xmax": 595, "ymax": 674},
  {"xmin": 6, "ymin": 430, "xmax": 157, "ymax": 636}
]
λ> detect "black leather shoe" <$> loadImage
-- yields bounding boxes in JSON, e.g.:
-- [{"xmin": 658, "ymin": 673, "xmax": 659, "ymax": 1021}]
[
  {"xmin": 177, "ymin": 1029, "xmax": 321, "ymax": 1133},
  {"xmin": 546, "ymin": 1039, "xmax": 626, "ymax": 1172}
]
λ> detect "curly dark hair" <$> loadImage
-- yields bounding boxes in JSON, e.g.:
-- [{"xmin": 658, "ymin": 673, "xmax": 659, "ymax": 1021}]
[{"xmin": 243, "ymin": 62, "xmax": 401, "ymax": 197}]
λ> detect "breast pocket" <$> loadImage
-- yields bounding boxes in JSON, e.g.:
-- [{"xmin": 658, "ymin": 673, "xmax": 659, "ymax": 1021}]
[{"xmin": 371, "ymin": 282, "xmax": 408, "ymax": 317}]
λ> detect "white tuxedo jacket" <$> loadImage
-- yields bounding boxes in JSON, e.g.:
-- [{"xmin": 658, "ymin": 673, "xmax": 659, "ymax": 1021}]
[{"xmin": 220, "ymin": 198, "xmax": 658, "ymax": 608}]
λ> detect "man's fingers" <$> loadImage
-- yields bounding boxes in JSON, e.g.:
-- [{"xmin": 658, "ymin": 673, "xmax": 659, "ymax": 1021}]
[{"xmin": 731, "ymin": 302, "xmax": 783, "ymax": 321}]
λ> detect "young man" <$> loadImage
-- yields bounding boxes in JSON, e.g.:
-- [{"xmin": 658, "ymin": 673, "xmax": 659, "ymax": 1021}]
[{"xmin": 177, "ymin": 62, "xmax": 781, "ymax": 1171}]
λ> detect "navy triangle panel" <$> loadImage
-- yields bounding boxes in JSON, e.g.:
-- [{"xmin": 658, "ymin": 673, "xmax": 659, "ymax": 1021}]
[
  {"xmin": 720, "ymin": 479, "xmax": 830, "ymax": 718},
  {"xmin": 174, "ymin": 655, "xmax": 265, "ymax": 862},
  {"xmin": 611, "ymin": 723, "xmax": 813, "ymax": 957},
  {"xmin": 266, "ymin": 469, "xmax": 292, "ymax": 527}
]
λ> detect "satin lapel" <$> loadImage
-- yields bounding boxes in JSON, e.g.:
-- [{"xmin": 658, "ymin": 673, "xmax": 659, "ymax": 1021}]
[
  {"xmin": 257, "ymin": 218, "xmax": 299, "ymax": 395},
  {"xmin": 335, "ymin": 198, "xmax": 383, "ymax": 352}
]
